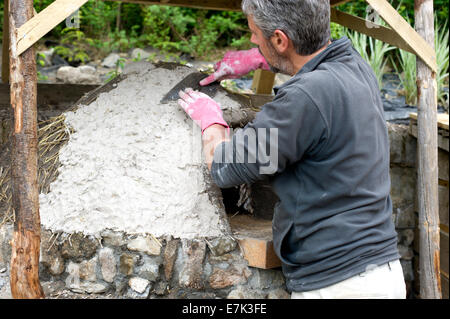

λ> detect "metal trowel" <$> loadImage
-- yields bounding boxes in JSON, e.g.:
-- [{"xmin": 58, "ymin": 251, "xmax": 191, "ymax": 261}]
[{"xmin": 160, "ymin": 72, "xmax": 221, "ymax": 104}]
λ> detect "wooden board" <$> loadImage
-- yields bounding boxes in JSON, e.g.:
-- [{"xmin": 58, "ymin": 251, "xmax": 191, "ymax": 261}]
[
  {"xmin": 366, "ymin": 0, "xmax": 437, "ymax": 72},
  {"xmin": 251, "ymin": 69, "xmax": 275, "ymax": 95},
  {"xmin": 16, "ymin": 0, "xmax": 89, "ymax": 56},
  {"xmin": 409, "ymin": 122, "xmax": 449, "ymax": 153},
  {"xmin": 330, "ymin": 9, "xmax": 414, "ymax": 54},
  {"xmin": 410, "ymin": 112, "xmax": 449, "ymax": 131},
  {"xmin": 0, "ymin": 83, "xmax": 100, "ymax": 110},
  {"xmin": 229, "ymin": 214, "xmax": 281, "ymax": 269}
]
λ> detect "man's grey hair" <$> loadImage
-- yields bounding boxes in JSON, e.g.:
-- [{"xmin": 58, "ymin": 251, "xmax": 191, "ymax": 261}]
[{"xmin": 242, "ymin": 0, "xmax": 331, "ymax": 56}]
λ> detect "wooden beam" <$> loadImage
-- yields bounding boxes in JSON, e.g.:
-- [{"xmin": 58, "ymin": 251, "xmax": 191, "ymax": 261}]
[
  {"xmin": 2, "ymin": 0, "xmax": 10, "ymax": 83},
  {"xmin": 251, "ymin": 69, "xmax": 275, "ymax": 95},
  {"xmin": 229, "ymin": 215, "xmax": 281, "ymax": 269},
  {"xmin": 366, "ymin": 0, "xmax": 437, "ymax": 72},
  {"xmin": 16, "ymin": 0, "xmax": 89, "ymax": 56},
  {"xmin": 330, "ymin": 8, "xmax": 415, "ymax": 54},
  {"xmin": 9, "ymin": 0, "xmax": 45, "ymax": 299},
  {"xmin": 414, "ymin": 0, "xmax": 441, "ymax": 299},
  {"xmin": 107, "ymin": 0, "xmax": 242, "ymax": 11},
  {"xmin": 0, "ymin": 83, "xmax": 101, "ymax": 109},
  {"xmin": 410, "ymin": 113, "xmax": 449, "ymax": 131},
  {"xmin": 330, "ymin": 0, "xmax": 352, "ymax": 6}
]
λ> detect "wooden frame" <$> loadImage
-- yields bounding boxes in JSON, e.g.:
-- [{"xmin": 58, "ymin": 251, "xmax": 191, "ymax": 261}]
[{"xmin": 1, "ymin": 0, "xmax": 442, "ymax": 298}]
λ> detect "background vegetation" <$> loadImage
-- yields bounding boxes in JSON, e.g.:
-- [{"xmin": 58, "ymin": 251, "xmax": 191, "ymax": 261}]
[{"xmin": 0, "ymin": 0, "xmax": 448, "ymax": 107}]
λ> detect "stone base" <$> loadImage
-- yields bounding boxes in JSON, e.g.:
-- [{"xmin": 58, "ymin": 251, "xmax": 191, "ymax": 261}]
[{"xmin": 0, "ymin": 223, "xmax": 288, "ymax": 299}]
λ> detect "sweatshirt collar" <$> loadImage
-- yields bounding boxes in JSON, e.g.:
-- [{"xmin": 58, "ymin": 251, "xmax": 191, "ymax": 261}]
[{"xmin": 274, "ymin": 37, "xmax": 352, "ymax": 92}]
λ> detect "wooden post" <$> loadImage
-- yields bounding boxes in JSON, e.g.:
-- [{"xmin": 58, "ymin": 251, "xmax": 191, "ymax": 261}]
[
  {"xmin": 9, "ymin": 0, "xmax": 45, "ymax": 299},
  {"xmin": 415, "ymin": 0, "xmax": 441, "ymax": 299},
  {"xmin": 2, "ymin": 0, "xmax": 10, "ymax": 83},
  {"xmin": 251, "ymin": 69, "xmax": 276, "ymax": 95}
]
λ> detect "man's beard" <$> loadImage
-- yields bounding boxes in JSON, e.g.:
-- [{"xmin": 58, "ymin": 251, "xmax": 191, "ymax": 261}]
[{"xmin": 260, "ymin": 41, "xmax": 295, "ymax": 76}]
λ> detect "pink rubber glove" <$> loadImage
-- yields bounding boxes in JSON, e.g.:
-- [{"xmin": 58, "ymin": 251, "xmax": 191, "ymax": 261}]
[
  {"xmin": 199, "ymin": 48, "xmax": 270, "ymax": 86},
  {"xmin": 178, "ymin": 88, "xmax": 229, "ymax": 134}
]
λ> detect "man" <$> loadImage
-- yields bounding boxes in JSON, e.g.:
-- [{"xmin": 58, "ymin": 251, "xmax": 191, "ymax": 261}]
[{"xmin": 178, "ymin": 0, "xmax": 406, "ymax": 299}]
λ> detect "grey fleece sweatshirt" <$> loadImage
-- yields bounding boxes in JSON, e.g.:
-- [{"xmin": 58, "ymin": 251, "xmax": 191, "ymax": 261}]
[{"xmin": 210, "ymin": 37, "xmax": 400, "ymax": 292}]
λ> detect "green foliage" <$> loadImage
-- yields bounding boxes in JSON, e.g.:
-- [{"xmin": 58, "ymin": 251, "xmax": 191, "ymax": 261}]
[
  {"xmin": 141, "ymin": 5, "xmax": 251, "ymax": 58},
  {"xmin": 106, "ymin": 57, "xmax": 126, "ymax": 83},
  {"xmin": 54, "ymin": 28, "xmax": 93, "ymax": 64},
  {"xmin": 330, "ymin": 22, "xmax": 345, "ymax": 40},
  {"xmin": 392, "ymin": 49, "xmax": 416, "ymax": 105},
  {"xmin": 435, "ymin": 20, "xmax": 449, "ymax": 107}
]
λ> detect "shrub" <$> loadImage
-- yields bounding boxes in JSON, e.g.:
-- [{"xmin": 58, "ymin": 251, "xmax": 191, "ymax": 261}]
[{"xmin": 141, "ymin": 5, "xmax": 251, "ymax": 59}]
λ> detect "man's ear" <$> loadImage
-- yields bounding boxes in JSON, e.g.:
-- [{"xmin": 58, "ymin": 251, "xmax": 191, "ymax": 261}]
[{"xmin": 271, "ymin": 30, "xmax": 290, "ymax": 54}]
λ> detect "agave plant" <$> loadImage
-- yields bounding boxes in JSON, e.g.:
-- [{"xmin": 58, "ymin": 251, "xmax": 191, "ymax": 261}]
[
  {"xmin": 435, "ymin": 20, "xmax": 449, "ymax": 108},
  {"xmin": 394, "ymin": 18, "xmax": 449, "ymax": 108}
]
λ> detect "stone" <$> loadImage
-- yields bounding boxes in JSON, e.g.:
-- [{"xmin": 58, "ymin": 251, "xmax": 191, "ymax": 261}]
[
  {"xmin": 131, "ymin": 48, "xmax": 151, "ymax": 61},
  {"xmin": 208, "ymin": 236, "xmax": 237, "ymax": 256},
  {"xmin": 79, "ymin": 257, "xmax": 98, "ymax": 282},
  {"xmin": 61, "ymin": 233, "xmax": 98, "ymax": 262},
  {"xmin": 0, "ymin": 268, "xmax": 6, "ymax": 273},
  {"xmin": 70, "ymin": 282, "xmax": 109, "ymax": 294},
  {"xmin": 123, "ymin": 60, "xmax": 155, "ymax": 76},
  {"xmin": 0, "ymin": 224, "xmax": 13, "ymax": 267},
  {"xmin": 387, "ymin": 123, "xmax": 416, "ymax": 167},
  {"xmin": 78, "ymin": 65, "xmax": 96, "ymax": 75},
  {"xmin": 65, "ymin": 261, "xmax": 81, "ymax": 289},
  {"xmin": 227, "ymin": 285, "xmax": 266, "ymax": 299},
  {"xmin": 179, "ymin": 239, "xmax": 206, "ymax": 289},
  {"xmin": 51, "ymin": 53, "xmax": 69, "ymax": 66},
  {"xmin": 129, "ymin": 277, "xmax": 150, "ymax": 294},
  {"xmin": 41, "ymin": 280, "xmax": 65, "ymax": 297},
  {"xmin": 101, "ymin": 230, "xmax": 126, "ymax": 247},
  {"xmin": 398, "ymin": 244, "xmax": 414, "ymax": 261},
  {"xmin": 37, "ymin": 49, "xmax": 54, "ymax": 67},
  {"xmin": 248, "ymin": 268, "xmax": 286, "ymax": 290},
  {"xmin": 400, "ymin": 260, "xmax": 414, "ymax": 282},
  {"xmin": 208, "ymin": 265, "xmax": 252, "ymax": 289},
  {"xmin": 267, "ymin": 288, "xmax": 290, "ymax": 299},
  {"xmin": 394, "ymin": 204, "xmax": 416, "ymax": 228},
  {"xmin": 119, "ymin": 253, "xmax": 136, "ymax": 276},
  {"xmin": 99, "ymin": 247, "xmax": 117, "ymax": 283},
  {"xmin": 164, "ymin": 239, "xmax": 179, "ymax": 280},
  {"xmin": 398, "ymin": 229, "xmax": 415, "ymax": 247},
  {"xmin": 153, "ymin": 281, "xmax": 169, "ymax": 296},
  {"xmin": 127, "ymin": 236, "xmax": 161, "ymax": 256},
  {"xmin": 115, "ymin": 280, "xmax": 129, "ymax": 296},
  {"xmin": 137, "ymin": 256, "xmax": 160, "ymax": 282},
  {"xmin": 40, "ymin": 231, "xmax": 65, "ymax": 276},
  {"xmin": 101, "ymin": 53, "xmax": 121, "ymax": 68},
  {"xmin": 390, "ymin": 166, "xmax": 416, "ymax": 208},
  {"xmin": 56, "ymin": 66, "xmax": 100, "ymax": 84}
]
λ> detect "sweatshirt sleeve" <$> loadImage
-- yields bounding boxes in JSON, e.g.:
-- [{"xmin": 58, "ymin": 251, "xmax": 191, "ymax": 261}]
[{"xmin": 210, "ymin": 85, "xmax": 329, "ymax": 189}]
